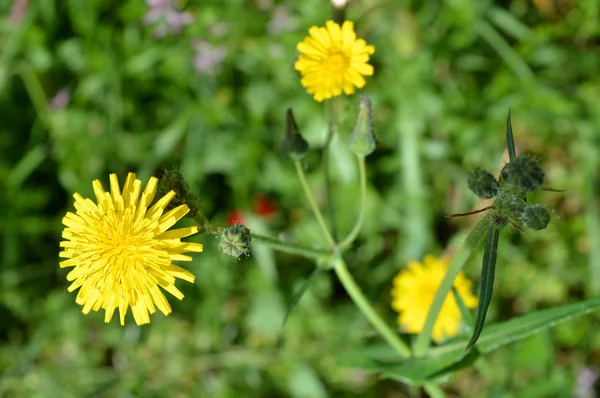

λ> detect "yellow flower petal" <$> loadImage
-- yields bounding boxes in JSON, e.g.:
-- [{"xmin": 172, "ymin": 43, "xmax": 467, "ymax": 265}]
[
  {"xmin": 295, "ymin": 20, "xmax": 375, "ymax": 102},
  {"xmin": 390, "ymin": 255, "xmax": 478, "ymax": 342},
  {"xmin": 59, "ymin": 173, "xmax": 202, "ymax": 326}
]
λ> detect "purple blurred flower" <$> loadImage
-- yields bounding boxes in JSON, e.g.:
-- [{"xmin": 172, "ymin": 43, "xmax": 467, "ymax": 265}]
[
  {"xmin": 267, "ymin": 5, "xmax": 297, "ymax": 36},
  {"xmin": 192, "ymin": 40, "xmax": 227, "ymax": 74},
  {"xmin": 49, "ymin": 89, "xmax": 71, "ymax": 110},
  {"xmin": 575, "ymin": 367, "xmax": 599, "ymax": 398},
  {"xmin": 144, "ymin": 0, "xmax": 193, "ymax": 37},
  {"xmin": 10, "ymin": 0, "xmax": 29, "ymax": 25}
]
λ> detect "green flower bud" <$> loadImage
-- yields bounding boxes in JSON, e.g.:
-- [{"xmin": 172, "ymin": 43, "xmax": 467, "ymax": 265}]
[
  {"xmin": 521, "ymin": 204, "xmax": 551, "ymax": 231},
  {"xmin": 468, "ymin": 168, "xmax": 499, "ymax": 199},
  {"xmin": 501, "ymin": 155, "xmax": 544, "ymax": 192},
  {"xmin": 282, "ymin": 108, "xmax": 309, "ymax": 160},
  {"xmin": 156, "ymin": 168, "xmax": 199, "ymax": 218},
  {"xmin": 348, "ymin": 96, "xmax": 376, "ymax": 157},
  {"xmin": 219, "ymin": 224, "xmax": 252, "ymax": 258}
]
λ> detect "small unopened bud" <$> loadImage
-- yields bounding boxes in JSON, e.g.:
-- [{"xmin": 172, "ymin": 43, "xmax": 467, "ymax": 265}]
[
  {"xmin": 348, "ymin": 96, "xmax": 376, "ymax": 156},
  {"xmin": 331, "ymin": 0, "xmax": 347, "ymax": 24},
  {"xmin": 282, "ymin": 108, "xmax": 309, "ymax": 160},
  {"xmin": 156, "ymin": 168, "xmax": 199, "ymax": 218},
  {"xmin": 468, "ymin": 168, "xmax": 499, "ymax": 199},
  {"xmin": 219, "ymin": 224, "xmax": 252, "ymax": 258},
  {"xmin": 501, "ymin": 155, "xmax": 544, "ymax": 192},
  {"xmin": 521, "ymin": 204, "xmax": 551, "ymax": 230}
]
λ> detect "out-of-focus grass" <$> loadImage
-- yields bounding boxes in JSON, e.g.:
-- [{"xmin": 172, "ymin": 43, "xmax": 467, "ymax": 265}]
[{"xmin": 1, "ymin": 0, "xmax": 600, "ymax": 396}]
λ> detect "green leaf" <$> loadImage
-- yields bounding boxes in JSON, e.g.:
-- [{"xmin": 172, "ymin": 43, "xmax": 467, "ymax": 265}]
[
  {"xmin": 339, "ymin": 346, "xmax": 476, "ymax": 385},
  {"xmin": 425, "ymin": 346, "xmax": 480, "ymax": 380},
  {"xmin": 506, "ymin": 108, "xmax": 516, "ymax": 161},
  {"xmin": 466, "ymin": 224, "xmax": 499, "ymax": 351},
  {"xmin": 453, "ymin": 287, "xmax": 474, "ymax": 331},
  {"xmin": 341, "ymin": 297, "xmax": 600, "ymax": 385},
  {"xmin": 282, "ymin": 268, "xmax": 322, "ymax": 328}
]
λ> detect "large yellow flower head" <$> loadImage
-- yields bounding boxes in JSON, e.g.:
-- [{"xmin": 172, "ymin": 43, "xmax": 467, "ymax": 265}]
[
  {"xmin": 294, "ymin": 20, "xmax": 375, "ymax": 102},
  {"xmin": 59, "ymin": 173, "xmax": 203, "ymax": 326},
  {"xmin": 391, "ymin": 255, "xmax": 478, "ymax": 342}
]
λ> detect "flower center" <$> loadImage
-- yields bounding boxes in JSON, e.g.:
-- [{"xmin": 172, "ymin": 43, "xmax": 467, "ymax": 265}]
[
  {"xmin": 96, "ymin": 210, "xmax": 152, "ymax": 266},
  {"xmin": 323, "ymin": 50, "xmax": 349, "ymax": 75}
]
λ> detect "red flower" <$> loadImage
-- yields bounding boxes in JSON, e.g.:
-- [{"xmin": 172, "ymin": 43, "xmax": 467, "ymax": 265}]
[
  {"xmin": 253, "ymin": 194, "xmax": 277, "ymax": 218},
  {"xmin": 226, "ymin": 210, "xmax": 246, "ymax": 226}
]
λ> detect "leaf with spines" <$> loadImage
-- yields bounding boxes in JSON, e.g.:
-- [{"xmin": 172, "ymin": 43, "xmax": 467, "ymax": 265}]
[
  {"xmin": 506, "ymin": 108, "xmax": 516, "ymax": 161},
  {"xmin": 466, "ymin": 224, "xmax": 499, "ymax": 351},
  {"xmin": 340, "ymin": 297, "xmax": 600, "ymax": 385}
]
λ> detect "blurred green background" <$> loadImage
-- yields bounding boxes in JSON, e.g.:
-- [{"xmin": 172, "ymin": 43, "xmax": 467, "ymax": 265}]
[{"xmin": 1, "ymin": 0, "xmax": 600, "ymax": 396}]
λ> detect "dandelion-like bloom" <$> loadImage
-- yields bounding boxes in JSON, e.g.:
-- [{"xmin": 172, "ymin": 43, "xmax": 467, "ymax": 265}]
[
  {"xmin": 391, "ymin": 255, "xmax": 478, "ymax": 342},
  {"xmin": 294, "ymin": 20, "xmax": 375, "ymax": 102},
  {"xmin": 59, "ymin": 173, "xmax": 203, "ymax": 325}
]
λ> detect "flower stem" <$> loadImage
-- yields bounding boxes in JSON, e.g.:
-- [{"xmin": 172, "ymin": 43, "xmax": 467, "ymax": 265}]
[
  {"xmin": 192, "ymin": 212, "xmax": 217, "ymax": 235},
  {"xmin": 323, "ymin": 99, "xmax": 338, "ymax": 239},
  {"xmin": 338, "ymin": 155, "xmax": 367, "ymax": 250},
  {"xmin": 294, "ymin": 160, "xmax": 336, "ymax": 247},
  {"xmin": 412, "ymin": 219, "xmax": 489, "ymax": 357},
  {"xmin": 251, "ymin": 233, "xmax": 330, "ymax": 260},
  {"xmin": 333, "ymin": 256, "xmax": 411, "ymax": 358}
]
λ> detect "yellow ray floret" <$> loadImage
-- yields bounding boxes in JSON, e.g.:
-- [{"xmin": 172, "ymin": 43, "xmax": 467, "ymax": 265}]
[
  {"xmin": 391, "ymin": 255, "xmax": 477, "ymax": 342},
  {"xmin": 59, "ymin": 172, "xmax": 203, "ymax": 325},
  {"xmin": 294, "ymin": 20, "xmax": 375, "ymax": 102}
]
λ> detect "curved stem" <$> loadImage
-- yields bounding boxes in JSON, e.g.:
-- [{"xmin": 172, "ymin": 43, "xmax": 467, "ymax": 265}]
[
  {"xmin": 252, "ymin": 233, "xmax": 330, "ymax": 260},
  {"xmin": 333, "ymin": 257, "xmax": 411, "ymax": 358},
  {"xmin": 412, "ymin": 219, "xmax": 489, "ymax": 357},
  {"xmin": 294, "ymin": 160, "xmax": 336, "ymax": 247},
  {"xmin": 338, "ymin": 156, "xmax": 367, "ymax": 250}
]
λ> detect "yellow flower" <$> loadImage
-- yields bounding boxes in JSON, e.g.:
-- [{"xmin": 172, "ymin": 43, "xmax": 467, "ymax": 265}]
[
  {"xmin": 294, "ymin": 20, "xmax": 375, "ymax": 102},
  {"xmin": 391, "ymin": 255, "xmax": 478, "ymax": 342},
  {"xmin": 59, "ymin": 173, "xmax": 203, "ymax": 325}
]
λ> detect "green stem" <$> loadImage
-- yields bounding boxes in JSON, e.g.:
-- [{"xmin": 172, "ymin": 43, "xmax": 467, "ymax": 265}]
[
  {"xmin": 424, "ymin": 384, "xmax": 446, "ymax": 398},
  {"xmin": 338, "ymin": 155, "xmax": 367, "ymax": 250},
  {"xmin": 333, "ymin": 257, "xmax": 411, "ymax": 358},
  {"xmin": 412, "ymin": 219, "xmax": 489, "ymax": 357},
  {"xmin": 252, "ymin": 233, "xmax": 330, "ymax": 260},
  {"xmin": 294, "ymin": 160, "xmax": 336, "ymax": 247},
  {"xmin": 192, "ymin": 213, "xmax": 217, "ymax": 235},
  {"xmin": 323, "ymin": 100, "xmax": 338, "ymax": 239}
]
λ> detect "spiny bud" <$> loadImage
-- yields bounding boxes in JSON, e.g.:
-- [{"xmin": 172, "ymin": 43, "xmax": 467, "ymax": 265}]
[
  {"xmin": 156, "ymin": 168, "xmax": 198, "ymax": 218},
  {"xmin": 219, "ymin": 224, "xmax": 252, "ymax": 258},
  {"xmin": 501, "ymin": 156, "xmax": 544, "ymax": 192},
  {"xmin": 468, "ymin": 168, "xmax": 499, "ymax": 199},
  {"xmin": 521, "ymin": 204, "xmax": 551, "ymax": 231},
  {"xmin": 348, "ymin": 96, "xmax": 376, "ymax": 157},
  {"xmin": 282, "ymin": 108, "xmax": 309, "ymax": 160}
]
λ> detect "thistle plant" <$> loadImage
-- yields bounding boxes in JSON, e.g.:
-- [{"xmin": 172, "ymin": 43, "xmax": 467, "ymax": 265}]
[{"xmin": 53, "ymin": 4, "xmax": 600, "ymax": 396}]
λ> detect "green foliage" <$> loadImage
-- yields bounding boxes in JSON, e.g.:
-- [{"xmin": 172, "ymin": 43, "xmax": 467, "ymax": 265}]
[{"xmin": 2, "ymin": 0, "xmax": 600, "ymax": 396}]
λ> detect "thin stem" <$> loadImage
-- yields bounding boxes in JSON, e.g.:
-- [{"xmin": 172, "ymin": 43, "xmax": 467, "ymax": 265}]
[
  {"xmin": 338, "ymin": 156, "xmax": 367, "ymax": 250},
  {"xmin": 324, "ymin": 99, "xmax": 338, "ymax": 239},
  {"xmin": 333, "ymin": 257, "xmax": 411, "ymax": 358},
  {"xmin": 412, "ymin": 219, "xmax": 489, "ymax": 357},
  {"xmin": 252, "ymin": 233, "xmax": 330, "ymax": 260},
  {"xmin": 294, "ymin": 160, "xmax": 336, "ymax": 247},
  {"xmin": 192, "ymin": 213, "xmax": 217, "ymax": 235},
  {"xmin": 447, "ymin": 206, "xmax": 493, "ymax": 218}
]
